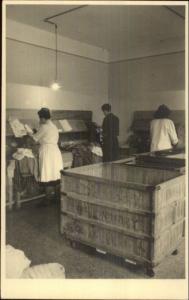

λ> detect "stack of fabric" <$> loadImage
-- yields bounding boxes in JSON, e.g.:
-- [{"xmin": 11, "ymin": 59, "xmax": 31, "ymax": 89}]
[
  {"xmin": 22, "ymin": 263, "xmax": 66, "ymax": 278},
  {"xmin": 6, "ymin": 245, "xmax": 66, "ymax": 279},
  {"xmin": 12, "ymin": 148, "xmax": 35, "ymax": 160}
]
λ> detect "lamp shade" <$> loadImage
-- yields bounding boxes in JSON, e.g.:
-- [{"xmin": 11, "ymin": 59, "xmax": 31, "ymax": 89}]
[{"xmin": 51, "ymin": 82, "xmax": 61, "ymax": 90}]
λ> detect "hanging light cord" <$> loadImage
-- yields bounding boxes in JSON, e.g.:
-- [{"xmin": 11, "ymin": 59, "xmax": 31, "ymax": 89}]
[
  {"xmin": 55, "ymin": 23, "xmax": 58, "ymax": 82},
  {"xmin": 43, "ymin": 6, "xmax": 87, "ymax": 88}
]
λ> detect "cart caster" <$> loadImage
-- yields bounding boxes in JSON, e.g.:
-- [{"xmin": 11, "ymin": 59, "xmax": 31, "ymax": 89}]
[
  {"xmin": 146, "ymin": 267, "xmax": 155, "ymax": 277},
  {"xmin": 96, "ymin": 248, "xmax": 107, "ymax": 255},
  {"xmin": 172, "ymin": 249, "xmax": 178, "ymax": 255}
]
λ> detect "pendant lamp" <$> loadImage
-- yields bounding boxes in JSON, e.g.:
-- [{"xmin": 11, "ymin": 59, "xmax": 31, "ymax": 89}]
[{"xmin": 51, "ymin": 23, "xmax": 61, "ymax": 90}]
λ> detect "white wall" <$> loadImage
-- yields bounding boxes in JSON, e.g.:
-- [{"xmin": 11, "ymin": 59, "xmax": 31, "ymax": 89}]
[
  {"xmin": 109, "ymin": 52, "xmax": 185, "ymax": 142},
  {"xmin": 6, "ymin": 19, "xmax": 185, "ymax": 138},
  {"xmin": 6, "ymin": 19, "xmax": 109, "ymax": 62},
  {"xmin": 6, "ymin": 82, "xmax": 107, "ymax": 124},
  {"xmin": 6, "ymin": 20, "xmax": 108, "ymax": 125}
]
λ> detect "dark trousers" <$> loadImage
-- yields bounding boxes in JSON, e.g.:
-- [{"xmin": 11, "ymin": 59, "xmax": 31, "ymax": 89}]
[{"xmin": 102, "ymin": 138, "xmax": 119, "ymax": 162}]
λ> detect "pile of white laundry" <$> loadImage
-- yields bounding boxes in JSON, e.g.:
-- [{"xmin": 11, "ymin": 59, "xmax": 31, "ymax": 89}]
[
  {"xmin": 90, "ymin": 145, "xmax": 103, "ymax": 157},
  {"xmin": 12, "ymin": 148, "xmax": 34, "ymax": 161},
  {"xmin": 6, "ymin": 245, "xmax": 66, "ymax": 279}
]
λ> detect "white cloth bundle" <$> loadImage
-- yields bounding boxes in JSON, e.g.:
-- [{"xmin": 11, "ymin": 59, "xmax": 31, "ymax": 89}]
[
  {"xmin": 6, "ymin": 245, "xmax": 66, "ymax": 279},
  {"xmin": 6, "ymin": 245, "xmax": 31, "ymax": 278},
  {"xmin": 12, "ymin": 148, "xmax": 34, "ymax": 160},
  {"xmin": 91, "ymin": 146, "xmax": 103, "ymax": 157},
  {"xmin": 21, "ymin": 263, "xmax": 66, "ymax": 279}
]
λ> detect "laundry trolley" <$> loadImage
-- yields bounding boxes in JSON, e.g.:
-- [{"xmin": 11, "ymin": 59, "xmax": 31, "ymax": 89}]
[{"xmin": 60, "ymin": 162, "xmax": 185, "ymax": 277}]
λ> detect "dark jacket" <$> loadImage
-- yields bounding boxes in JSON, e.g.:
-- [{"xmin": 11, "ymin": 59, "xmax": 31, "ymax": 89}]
[{"xmin": 102, "ymin": 113, "xmax": 119, "ymax": 162}]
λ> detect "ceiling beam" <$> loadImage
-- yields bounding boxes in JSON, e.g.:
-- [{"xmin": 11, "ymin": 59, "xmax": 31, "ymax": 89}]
[
  {"xmin": 164, "ymin": 6, "xmax": 185, "ymax": 20},
  {"xmin": 44, "ymin": 5, "xmax": 88, "ymax": 24},
  {"xmin": 7, "ymin": 37, "xmax": 184, "ymax": 65}
]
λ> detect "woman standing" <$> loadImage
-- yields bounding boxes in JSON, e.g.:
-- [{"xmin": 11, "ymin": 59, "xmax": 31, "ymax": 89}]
[
  {"xmin": 150, "ymin": 105, "xmax": 178, "ymax": 152},
  {"xmin": 28, "ymin": 108, "xmax": 63, "ymax": 205}
]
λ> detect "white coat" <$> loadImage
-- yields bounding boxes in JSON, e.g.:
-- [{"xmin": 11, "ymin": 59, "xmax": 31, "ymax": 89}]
[
  {"xmin": 33, "ymin": 120, "xmax": 63, "ymax": 182},
  {"xmin": 150, "ymin": 118, "xmax": 178, "ymax": 152}
]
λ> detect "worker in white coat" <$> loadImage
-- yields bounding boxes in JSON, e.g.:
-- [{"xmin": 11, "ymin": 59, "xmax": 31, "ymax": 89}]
[
  {"xmin": 28, "ymin": 108, "xmax": 63, "ymax": 205},
  {"xmin": 150, "ymin": 105, "xmax": 178, "ymax": 152}
]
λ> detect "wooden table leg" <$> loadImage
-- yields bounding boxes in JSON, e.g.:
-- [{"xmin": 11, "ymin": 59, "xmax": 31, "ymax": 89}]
[
  {"xmin": 7, "ymin": 160, "xmax": 16, "ymax": 210},
  {"xmin": 146, "ymin": 264, "xmax": 155, "ymax": 277},
  {"xmin": 16, "ymin": 191, "xmax": 21, "ymax": 209},
  {"xmin": 7, "ymin": 177, "xmax": 14, "ymax": 210}
]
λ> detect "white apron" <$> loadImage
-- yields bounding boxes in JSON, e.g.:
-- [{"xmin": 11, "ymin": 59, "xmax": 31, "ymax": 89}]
[{"xmin": 33, "ymin": 120, "xmax": 63, "ymax": 182}]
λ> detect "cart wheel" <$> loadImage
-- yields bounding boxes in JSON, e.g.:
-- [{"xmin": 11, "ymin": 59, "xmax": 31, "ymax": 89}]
[
  {"xmin": 172, "ymin": 249, "xmax": 178, "ymax": 255},
  {"xmin": 16, "ymin": 192, "xmax": 21, "ymax": 209},
  {"xmin": 146, "ymin": 267, "xmax": 155, "ymax": 277},
  {"xmin": 70, "ymin": 240, "xmax": 78, "ymax": 249}
]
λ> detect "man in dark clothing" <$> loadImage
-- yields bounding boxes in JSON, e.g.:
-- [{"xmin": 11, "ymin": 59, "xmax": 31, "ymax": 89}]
[{"xmin": 101, "ymin": 103, "xmax": 119, "ymax": 162}]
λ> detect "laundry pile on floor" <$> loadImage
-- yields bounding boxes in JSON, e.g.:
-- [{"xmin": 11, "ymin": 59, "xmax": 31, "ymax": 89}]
[{"xmin": 6, "ymin": 245, "xmax": 66, "ymax": 279}]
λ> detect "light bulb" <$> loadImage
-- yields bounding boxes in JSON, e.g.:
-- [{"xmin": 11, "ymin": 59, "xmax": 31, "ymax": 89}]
[{"xmin": 51, "ymin": 82, "xmax": 61, "ymax": 90}]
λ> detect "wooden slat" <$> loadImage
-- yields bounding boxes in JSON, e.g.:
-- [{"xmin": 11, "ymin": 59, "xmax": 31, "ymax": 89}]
[
  {"xmin": 61, "ymin": 192, "xmax": 185, "ymax": 239},
  {"xmin": 61, "ymin": 220, "xmax": 151, "ymax": 264},
  {"xmin": 62, "ymin": 163, "xmax": 180, "ymax": 186},
  {"xmin": 61, "ymin": 213, "xmax": 184, "ymax": 266},
  {"xmin": 62, "ymin": 171, "xmax": 156, "ymax": 191},
  {"xmin": 61, "ymin": 194, "xmax": 152, "ymax": 238},
  {"xmin": 62, "ymin": 176, "xmax": 152, "ymax": 211},
  {"xmin": 17, "ymin": 194, "xmax": 46, "ymax": 203},
  {"xmin": 154, "ymin": 174, "xmax": 185, "ymax": 211},
  {"xmin": 153, "ymin": 220, "xmax": 184, "ymax": 264},
  {"xmin": 62, "ymin": 191, "xmax": 154, "ymax": 215},
  {"xmin": 61, "ymin": 210, "xmax": 153, "ymax": 240}
]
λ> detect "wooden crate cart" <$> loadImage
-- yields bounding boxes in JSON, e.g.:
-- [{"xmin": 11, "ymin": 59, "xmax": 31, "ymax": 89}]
[{"xmin": 60, "ymin": 163, "xmax": 185, "ymax": 277}]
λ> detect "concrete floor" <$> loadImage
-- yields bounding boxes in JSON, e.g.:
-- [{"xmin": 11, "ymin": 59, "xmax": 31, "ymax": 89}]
[{"xmin": 6, "ymin": 201, "xmax": 185, "ymax": 279}]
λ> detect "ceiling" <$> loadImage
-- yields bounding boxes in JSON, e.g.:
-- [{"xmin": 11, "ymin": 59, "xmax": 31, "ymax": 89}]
[{"xmin": 6, "ymin": 4, "xmax": 185, "ymax": 56}]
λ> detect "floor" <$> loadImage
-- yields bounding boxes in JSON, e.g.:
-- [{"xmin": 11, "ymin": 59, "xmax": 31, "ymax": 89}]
[{"xmin": 6, "ymin": 200, "xmax": 185, "ymax": 279}]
